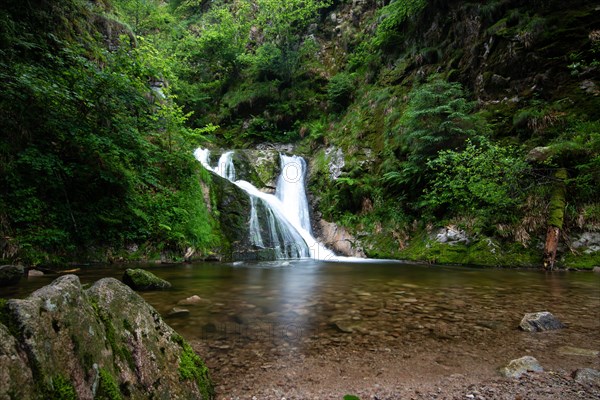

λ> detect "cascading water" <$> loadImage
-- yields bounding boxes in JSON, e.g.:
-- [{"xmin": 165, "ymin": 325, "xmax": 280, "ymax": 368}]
[
  {"xmin": 194, "ymin": 148, "xmax": 337, "ymax": 261},
  {"xmin": 276, "ymin": 155, "xmax": 312, "ymax": 233}
]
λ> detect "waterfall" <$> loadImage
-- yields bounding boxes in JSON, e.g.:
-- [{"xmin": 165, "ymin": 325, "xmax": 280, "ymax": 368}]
[
  {"xmin": 195, "ymin": 148, "xmax": 337, "ymax": 261},
  {"xmin": 194, "ymin": 148, "xmax": 235, "ymax": 181},
  {"xmin": 276, "ymin": 155, "xmax": 311, "ymax": 233}
]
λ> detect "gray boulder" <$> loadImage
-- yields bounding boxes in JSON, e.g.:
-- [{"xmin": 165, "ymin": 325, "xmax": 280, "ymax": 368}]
[
  {"xmin": 0, "ymin": 264, "xmax": 24, "ymax": 286},
  {"xmin": 1, "ymin": 275, "xmax": 213, "ymax": 399},
  {"xmin": 499, "ymin": 356, "xmax": 543, "ymax": 378},
  {"xmin": 122, "ymin": 268, "xmax": 172, "ymax": 290},
  {"xmin": 573, "ymin": 368, "xmax": 600, "ymax": 387},
  {"xmin": 519, "ymin": 311, "xmax": 565, "ymax": 332}
]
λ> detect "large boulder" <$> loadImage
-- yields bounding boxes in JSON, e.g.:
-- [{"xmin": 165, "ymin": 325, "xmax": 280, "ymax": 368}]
[
  {"xmin": 0, "ymin": 264, "xmax": 24, "ymax": 287},
  {"xmin": 316, "ymin": 219, "xmax": 366, "ymax": 258},
  {"xmin": 519, "ymin": 311, "xmax": 565, "ymax": 332},
  {"xmin": 122, "ymin": 268, "xmax": 172, "ymax": 290},
  {"xmin": 0, "ymin": 275, "xmax": 213, "ymax": 399}
]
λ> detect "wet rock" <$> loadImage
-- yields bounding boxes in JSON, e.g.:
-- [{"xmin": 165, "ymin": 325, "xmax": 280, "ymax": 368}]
[
  {"xmin": 122, "ymin": 268, "xmax": 172, "ymax": 290},
  {"xmin": 499, "ymin": 356, "xmax": 543, "ymax": 378},
  {"xmin": 519, "ymin": 311, "xmax": 565, "ymax": 332},
  {"xmin": 0, "ymin": 265, "xmax": 24, "ymax": 286},
  {"xmin": 573, "ymin": 368, "xmax": 600, "ymax": 387},
  {"xmin": 27, "ymin": 268, "xmax": 44, "ymax": 277},
  {"xmin": 2, "ymin": 275, "xmax": 212, "ymax": 399},
  {"xmin": 168, "ymin": 307, "xmax": 191, "ymax": 317},
  {"xmin": 558, "ymin": 346, "xmax": 599, "ymax": 357},
  {"xmin": 594, "ymin": 267, "xmax": 600, "ymax": 273}
]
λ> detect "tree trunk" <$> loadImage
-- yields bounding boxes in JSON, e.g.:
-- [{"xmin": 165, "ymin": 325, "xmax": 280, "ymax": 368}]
[{"xmin": 543, "ymin": 168, "xmax": 567, "ymax": 270}]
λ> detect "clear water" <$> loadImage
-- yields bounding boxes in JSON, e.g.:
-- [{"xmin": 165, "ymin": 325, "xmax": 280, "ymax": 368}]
[{"xmin": 3, "ymin": 261, "xmax": 599, "ymax": 394}]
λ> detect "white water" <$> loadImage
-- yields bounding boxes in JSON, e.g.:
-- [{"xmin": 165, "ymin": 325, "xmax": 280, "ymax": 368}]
[
  {"xmin": 276, "ymin": 155, "xmax": 311, "ymax": 233},
  {"xmin": 194, "ymin": 148, "xmax": 339, "ymax": 261}
]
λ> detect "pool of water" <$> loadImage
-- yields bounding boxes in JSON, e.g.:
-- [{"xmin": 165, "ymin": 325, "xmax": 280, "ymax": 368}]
[{"xmin": 2, "ymin": 260, "xmax": 599, "ymax": 396}]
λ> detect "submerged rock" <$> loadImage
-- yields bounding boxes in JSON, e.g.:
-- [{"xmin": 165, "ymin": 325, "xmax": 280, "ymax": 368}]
[
  {"xmin": 0, "ymin": 275, "xmax": 213, "ymax": 399},
  {"xmin": 122, "ymin": 268, "xmax": 172, "ymax": 290},
  {"xmin": 0, "ymin": 264, "xmax": 24, "ymax": 286},
  {"xmin": 178, "ymin": 295, "xmax": 210, "ymax": 306},
  {"xmin": 499, "ymin": 356, "xmax": 543, "ymax": 378},
  {"xmin": 168, "ymin": 307, "xmax": 191, "ymax": 317},
  {"xmin": 519, "ymin": 311, "xmax": 565, "ymax": 332},
  {"xmin": 558, "ymin": 346, "xmax": 600, "ymax": 357}
]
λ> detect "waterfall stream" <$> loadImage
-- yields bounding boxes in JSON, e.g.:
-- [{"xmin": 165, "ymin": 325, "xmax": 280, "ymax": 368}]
[{"xmin": 194, "ymin": 148, "xmax": 337, "ymax": 261}]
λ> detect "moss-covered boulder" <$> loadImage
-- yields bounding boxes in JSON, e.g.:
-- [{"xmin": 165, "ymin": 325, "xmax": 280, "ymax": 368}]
[
  {"xmin": 0, "ymin": 264, "xmax": 24, "ymax": 287},
  {"xmin": 122, "ymin": 268, "xmax": 172, "ymax": 291},
  {"xmin": 0, "ymin": 275, "xmax": 213, "ymax": 399}
]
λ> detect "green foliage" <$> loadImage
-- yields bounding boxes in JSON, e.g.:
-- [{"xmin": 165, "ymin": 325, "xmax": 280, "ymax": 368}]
[
  {"xmin": 96, "ymin": 368, "xmax": 122, "ymax": 400},
  {"xmin": 46, "ymin": 375, "xmax": 77, "ymax": 400},
  {"xmin": 0, "ymin": 0, "xmax": 220, "ymax": 264},
  {"xmin": 327, "ymin": 72, "xmax": 355, "ymax": 112},
  {"xmin": 374, "ymin": 0, "xmax": 427, "ymax": 50},
  {"xmin": 383, "ymin": 77, "xmax": 481, "ymax": 193},
  {"xmin": 343, "ymin": 396, "xmax": 361, "ymax": 400},
  {"xmin": 424, "ymin": 138, "xmax": 529, "ymax": 219}
]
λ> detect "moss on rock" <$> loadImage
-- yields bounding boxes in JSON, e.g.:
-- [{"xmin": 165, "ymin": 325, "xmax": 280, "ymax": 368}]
[{"xmin": 122, "ymin": 268, "xmax": 172, "ymax": 291}]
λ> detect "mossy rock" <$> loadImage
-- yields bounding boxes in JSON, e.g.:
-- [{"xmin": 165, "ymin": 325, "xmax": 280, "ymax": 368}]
[
  {"xmin": 1, "ymin": 275, "xmax": 213, "ymax": 399},
  {"xmin": 122, "ymin": 268, "xmax": 172, "ymax": 291}
]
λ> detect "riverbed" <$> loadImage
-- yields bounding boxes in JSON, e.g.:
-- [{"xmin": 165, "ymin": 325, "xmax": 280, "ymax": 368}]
[{"xmin": 2, "ymin": 260, "xmax": 599, "ymax": 399}]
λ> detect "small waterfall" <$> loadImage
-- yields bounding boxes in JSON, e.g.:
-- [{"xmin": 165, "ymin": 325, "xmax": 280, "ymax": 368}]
[
  {"xmin": 194, "ymin": 149, "xmax": 235, "ymax": 181},
  {"xmin": 195, "ymin": 148, "xmax": 337, "ymax": 261}
]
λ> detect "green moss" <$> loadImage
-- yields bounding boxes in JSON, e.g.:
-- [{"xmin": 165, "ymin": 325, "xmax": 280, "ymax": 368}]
[
  {"xmin": 562, "ymin": 252, "xmax": 600, "ymax": 270},
  {"xmin": 96, "ymin": 368, "xmax": 122, "ymax": 400},
  {"xmin": 395, "ymin": 233, "xmax": 540, "ymax": 268},
  {"xmin": 173, "ymin": 334, "xmax": 214, "ymax": 400},
  {"xmin": 44, "ymin": 375, "xmax": 77, "ymax": 400},
  {"xmin": 548, "ymin": 168, "xmax": 567, "ymax": 228}
]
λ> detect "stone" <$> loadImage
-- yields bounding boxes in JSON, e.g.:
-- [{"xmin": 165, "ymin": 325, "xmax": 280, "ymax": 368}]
[
  {"xmin": 519, "ymin": 311, "xmax": 565, "ymax": 332},
  {"xmin": 499, "ymin": 356, "xmax": 543, "ymax": 378},
  {"xmin": 434, "ymin": 226, "xmax": 470, "ymax": 245},
  {"xmin": 316, "ymin": 219, "xmax": 366, "ymax": 258},
  {"xmin": 27, "ymin": 269, "xmax": 44, "ymax": 277},
  {"xmin": 122, "ymin": 268, "xmax": 172, "ymax": 290},
  {"xmin": 572, "ymin": 368, "xmax": 600, "ymax": 387},
  {"xmin": 594, "ymin": 267, "xmax": 600, "ymax": 273},
  {"xmin": 0, "ymin": 265, "xmax": 24, "ymax": 286},
  {"xmin": 558, "ymin": 346, "xmax": 600, "ymax": 357},
  {"xmin": 178, "ymin": 295, "xmax": 209, "ymax": 306},
  {"xmin": 0, "ymin": 323, "xmax": 35, "ymax": 399},
  {"xmin": 1, "ymin": 275, "xmax": 213, "ymax": 399},
  {"xmin": 168, "ymin": 307, "xmax": 191, "ymax": 317}
]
